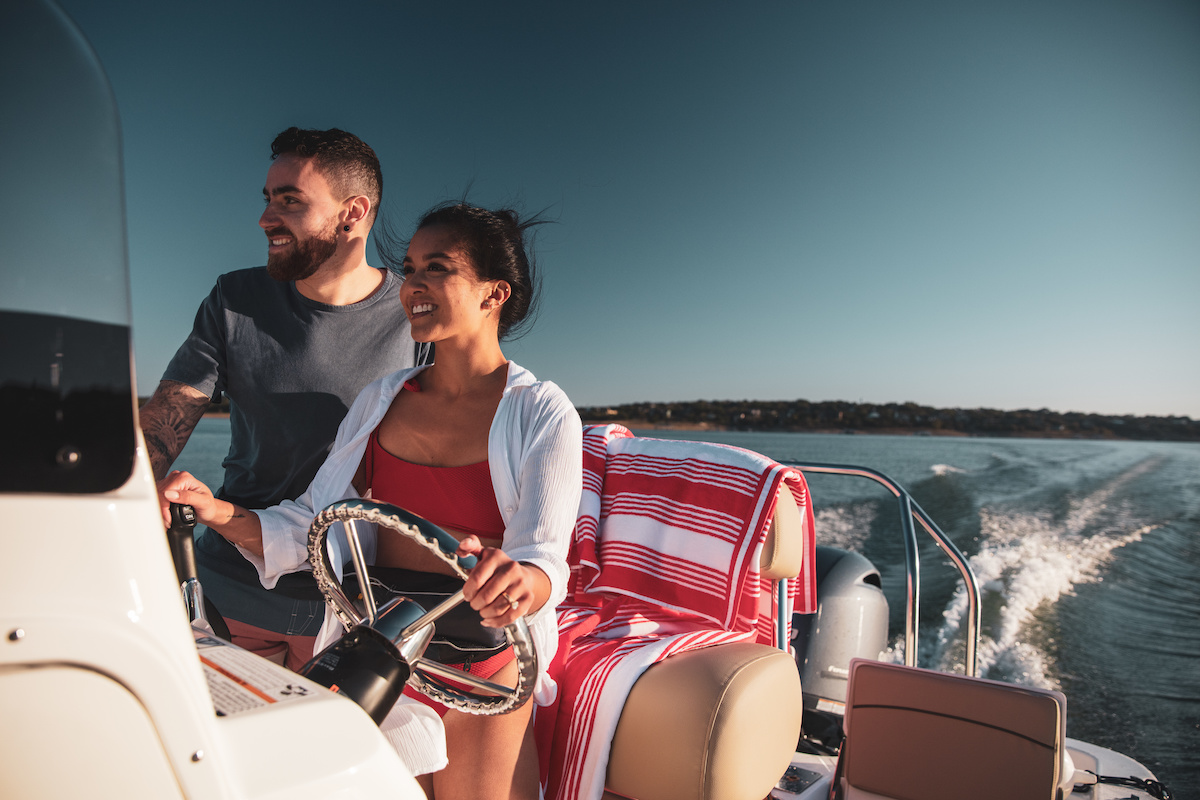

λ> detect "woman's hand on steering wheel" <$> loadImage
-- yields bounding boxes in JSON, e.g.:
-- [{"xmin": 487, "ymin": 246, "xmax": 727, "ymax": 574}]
[{"xmin": 456, "ymin": 536, "xmax": 547, "ymax": 628}]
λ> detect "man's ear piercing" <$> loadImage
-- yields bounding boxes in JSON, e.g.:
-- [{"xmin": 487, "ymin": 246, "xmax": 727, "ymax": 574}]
[{"xmin": 343, "ymin": 225, "xmax": 351, "ymax": 232}]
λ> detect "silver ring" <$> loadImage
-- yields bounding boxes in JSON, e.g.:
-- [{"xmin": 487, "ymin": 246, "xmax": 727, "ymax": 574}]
[{"xmin": 501, "ymin": 592, "xmax": 519, "ymax": 611}]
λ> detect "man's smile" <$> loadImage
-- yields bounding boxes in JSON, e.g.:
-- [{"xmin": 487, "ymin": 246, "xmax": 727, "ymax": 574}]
[{"xmin": 264, "ymin": 227, "xmax": 294, "ymax": 249}]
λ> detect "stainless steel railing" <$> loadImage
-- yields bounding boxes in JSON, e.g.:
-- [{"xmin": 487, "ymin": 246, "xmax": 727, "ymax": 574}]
[{"xmin": 784, "ymin": 462, "xmax": 981, "ymax": 677}]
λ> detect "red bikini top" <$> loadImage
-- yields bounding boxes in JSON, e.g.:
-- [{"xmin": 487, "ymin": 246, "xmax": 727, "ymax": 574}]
[{"xmin": 363, "ymin": 428, "xmax": 505, "ymax": 539}]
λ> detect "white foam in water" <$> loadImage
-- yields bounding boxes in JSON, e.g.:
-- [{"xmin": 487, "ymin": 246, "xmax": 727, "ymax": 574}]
[
  {"xmin": 930, "ymin": 463, "xmax": 965, "ymax": 476},
  {"xmin": 814, "ymin": 504, "xmax": 876, "ymax": 552},
  {"xmin": 935, "ymin": 463, "xmax": 1158, "ymax": 688}
]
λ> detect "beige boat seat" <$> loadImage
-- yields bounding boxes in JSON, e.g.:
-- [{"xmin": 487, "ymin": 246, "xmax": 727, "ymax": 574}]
[
  {"xmin": 601, "ymin": 489, "xmax": 808, "ymax": 800},
  {"xmin": 834, "ymin": 658, "xmax": 1072, "ymax": 800}
]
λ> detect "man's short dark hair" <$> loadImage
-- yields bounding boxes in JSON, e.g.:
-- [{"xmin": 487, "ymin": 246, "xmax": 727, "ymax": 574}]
[{"xmin": 271, "ymin": 128, "xmax": 383, "ymax": 224}]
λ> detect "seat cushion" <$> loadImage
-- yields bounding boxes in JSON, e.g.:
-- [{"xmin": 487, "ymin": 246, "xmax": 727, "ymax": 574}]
[{"xmin": 605, "ymin": 642, "xmax": 803, "ymax": 800}]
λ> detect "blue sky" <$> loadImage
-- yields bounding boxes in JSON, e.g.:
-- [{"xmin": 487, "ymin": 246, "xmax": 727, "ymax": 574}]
[{"xmin": 58, "ymin": 1, "xmax": 1200, "ymax": 417}]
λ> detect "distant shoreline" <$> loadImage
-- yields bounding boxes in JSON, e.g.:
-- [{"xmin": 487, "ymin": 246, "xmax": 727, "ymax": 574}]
[
  {"xmin": 580, "ymin": 419, "xmax": 1101, "ymax": 440},
  {"xmin": 193, "ymin": 409, "xmax": 1193, "ymax": 442},
  {"xmin": 171, "ymin": 395, "xmax": 1198, "ymax": 442},
  {"xmin": 574, "ymin": 400, "xmax": 1200, "ymax": 443}
]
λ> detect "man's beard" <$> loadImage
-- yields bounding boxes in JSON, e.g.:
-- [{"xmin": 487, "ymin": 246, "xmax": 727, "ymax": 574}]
[{"xmin": 265, "ymin": 224, "xmax": 339, "ymax": 282}]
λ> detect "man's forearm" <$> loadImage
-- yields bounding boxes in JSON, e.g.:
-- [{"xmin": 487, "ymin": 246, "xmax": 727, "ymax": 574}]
[{"xmin": 139, "ymin": 381, "xmax": 210, "ymax": 480}]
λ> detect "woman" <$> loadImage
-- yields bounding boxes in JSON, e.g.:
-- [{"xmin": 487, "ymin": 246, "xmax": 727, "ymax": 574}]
[{"xmin": 160, "ymin": 203, "xmax": 582, "ymax": 799}]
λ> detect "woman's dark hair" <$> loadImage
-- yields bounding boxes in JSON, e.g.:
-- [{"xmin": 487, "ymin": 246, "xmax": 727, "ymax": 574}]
[{"xmin": 382, "ymin": 202, "xmax": 545, "ymax": 340}]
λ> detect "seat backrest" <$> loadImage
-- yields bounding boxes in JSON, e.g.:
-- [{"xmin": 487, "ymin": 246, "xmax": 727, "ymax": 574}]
[
  {"xmin": 759, "ymin": 483, "xmax": 807, "ymax": 579},
  {"xmin": 838, "ymin": 659, "xmax": 1066, "ymax": 800}
]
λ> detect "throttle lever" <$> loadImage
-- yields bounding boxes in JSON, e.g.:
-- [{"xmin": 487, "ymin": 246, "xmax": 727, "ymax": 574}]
[
  {"xmin": 168, "ymin": 503, "xmax": 198, "ymax": 583},
  {"xmin": 166, "ymin": 502, "xmax": 222, "ymax": 638}
]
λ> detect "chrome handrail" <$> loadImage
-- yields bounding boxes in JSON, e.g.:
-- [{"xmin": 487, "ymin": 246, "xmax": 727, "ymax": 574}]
[{"xmin": 784, "ymin": 462, "xmax": 981, "ymax": 677}]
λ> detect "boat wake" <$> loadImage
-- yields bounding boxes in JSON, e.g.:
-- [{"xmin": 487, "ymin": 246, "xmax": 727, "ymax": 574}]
[
  {"xmin": 929, "ymin": 457, "xmax": 1163, "ymax": 687},
  {"xmin": 813, "ymin": 504, "xmax": 877, "ymax": 552}
]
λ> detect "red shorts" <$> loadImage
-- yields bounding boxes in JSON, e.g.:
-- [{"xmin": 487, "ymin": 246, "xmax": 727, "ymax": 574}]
[
  {"xmin": 404, "ymin": 647, "xmax": 517, "ymax": 717},
  {"xmin": 225, "ymin": 617, "xmax": 316, "ymax": 673}
]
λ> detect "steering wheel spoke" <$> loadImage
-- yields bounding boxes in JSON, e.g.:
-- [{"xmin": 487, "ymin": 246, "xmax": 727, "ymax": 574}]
[
  {"xmin": 306, "ymin": 499, "xmax": 537, "ymax": 715},
  {"xmin": 415, "ymin": 659, "xmax": 514, "ymax": 695}
]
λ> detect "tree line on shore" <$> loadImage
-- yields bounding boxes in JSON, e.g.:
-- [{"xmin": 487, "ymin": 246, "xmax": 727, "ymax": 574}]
[
  {"xmin": 174, "ymin": 395, "xmax": 1199, "ymax": 442},
  {"xmin": 576, "ymin": 399, "xmax": 1200, "ymax": 442}
]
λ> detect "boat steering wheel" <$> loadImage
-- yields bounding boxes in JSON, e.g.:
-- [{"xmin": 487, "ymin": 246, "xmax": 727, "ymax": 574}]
[{"xmin": 305, "ymin": 499, "xmax": 537, "ymax": 716}]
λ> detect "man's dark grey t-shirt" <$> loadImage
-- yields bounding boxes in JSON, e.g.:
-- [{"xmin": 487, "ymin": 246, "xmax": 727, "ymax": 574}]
[{"xmin": 164, "ymin": 266, "xmax": 425, "ymax": 597}]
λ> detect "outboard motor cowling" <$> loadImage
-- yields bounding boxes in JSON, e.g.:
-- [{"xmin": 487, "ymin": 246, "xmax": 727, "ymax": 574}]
[{"xmin": 792, "ymin": 546, "xmax": 888, "ymax": 748}]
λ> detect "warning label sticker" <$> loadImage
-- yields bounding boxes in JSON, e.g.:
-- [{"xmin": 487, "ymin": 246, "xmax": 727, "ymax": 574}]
[
  {"xmin": 815, "ymin": 698, "xmax": 845, "ymax": 715},
  {"xmin": 194, "ymin": 629, "xmax": 321, "ymax": 717}
]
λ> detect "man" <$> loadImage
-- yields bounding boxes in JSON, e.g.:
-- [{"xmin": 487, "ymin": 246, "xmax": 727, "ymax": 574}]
[{"xmin": 141, "ymin": 128, "xmax": 428, "ymax": 670}]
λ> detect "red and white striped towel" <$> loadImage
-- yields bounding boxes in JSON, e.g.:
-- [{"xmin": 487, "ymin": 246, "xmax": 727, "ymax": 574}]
[{"xmin": 538, "ymin": 425, "xmax": 816, "ymax": 800}]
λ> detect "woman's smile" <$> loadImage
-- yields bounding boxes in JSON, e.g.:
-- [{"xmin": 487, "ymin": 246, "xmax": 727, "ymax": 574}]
[{"xmin": 400, "ymin": 224, "xmax": 502, "ymax": 344}]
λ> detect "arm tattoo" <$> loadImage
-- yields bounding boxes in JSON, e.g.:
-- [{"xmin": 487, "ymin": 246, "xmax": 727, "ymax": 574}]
[{"xmin": 139, "ymin": 381, "xmax": 210, "ymax": 480}]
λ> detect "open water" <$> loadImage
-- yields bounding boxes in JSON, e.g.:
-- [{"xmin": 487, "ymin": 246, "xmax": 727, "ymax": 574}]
[{"xmin": 178, "ymin": 419, "xmax": 1199, "ymax": 793}]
